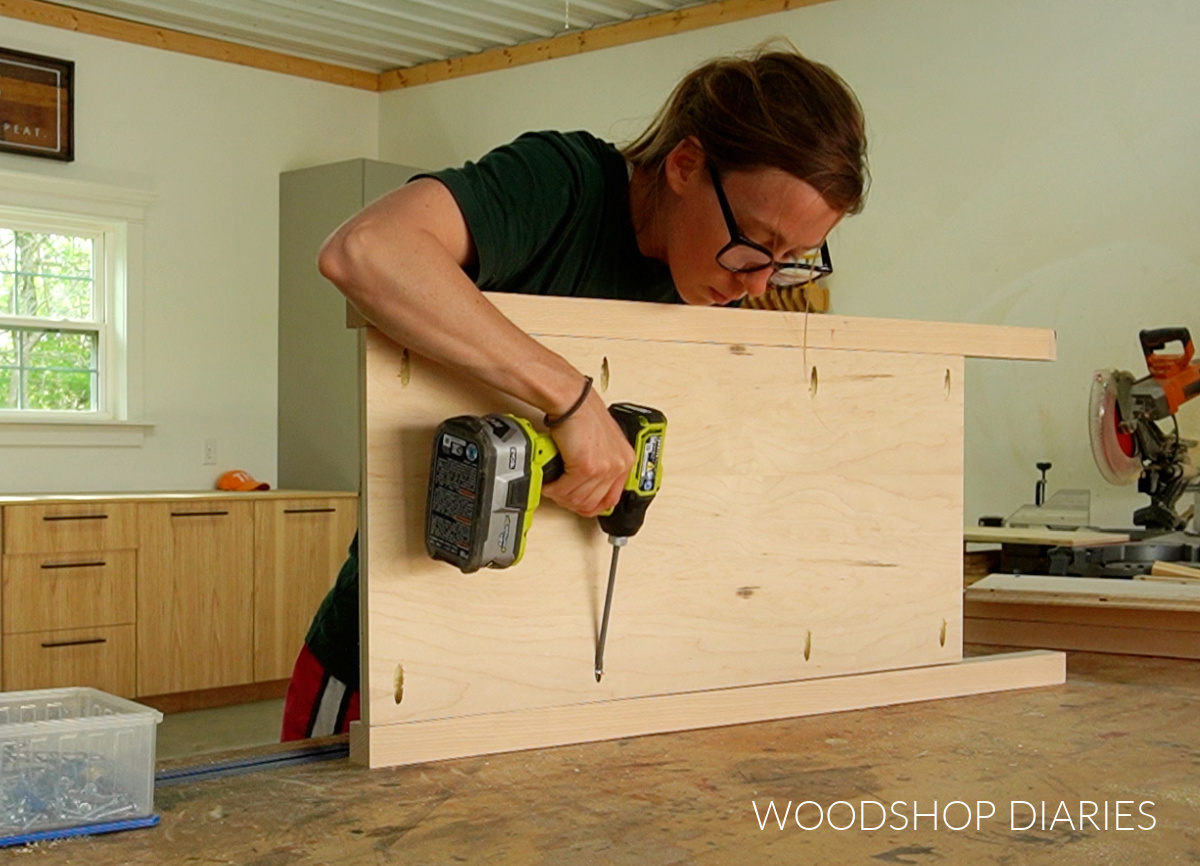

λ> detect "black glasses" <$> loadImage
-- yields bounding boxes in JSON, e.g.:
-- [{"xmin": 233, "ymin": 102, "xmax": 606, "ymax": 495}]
[{"xmin": 708, "ymin": 164, "xmax": 832, "ymax": 288}]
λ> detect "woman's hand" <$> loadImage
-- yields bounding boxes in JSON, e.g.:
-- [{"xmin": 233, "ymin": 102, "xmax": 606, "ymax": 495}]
[{"xmin": 541, "ymin": 390, "xmax": 634, "ymax": 518}]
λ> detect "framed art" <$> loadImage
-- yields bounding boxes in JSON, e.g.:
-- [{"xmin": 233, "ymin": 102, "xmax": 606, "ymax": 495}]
[{"xmin": 0, "ymin": 48, "xmax": 74, "ymax": 162}]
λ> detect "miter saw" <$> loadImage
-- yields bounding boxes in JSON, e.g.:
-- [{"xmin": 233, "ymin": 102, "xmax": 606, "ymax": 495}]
[{"xmin": 1089, "ymin": 327, "xmax": 1200, "ymax": 532}]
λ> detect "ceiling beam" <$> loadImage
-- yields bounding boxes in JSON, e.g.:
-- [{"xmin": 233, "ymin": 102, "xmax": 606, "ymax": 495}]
[
  {"xmin": 0, "ymin": 0, "xmax": 837, "ymax": 92},
  {"xmin": 379, "ymin": 0, "xmax": 837, "ymax": 90},
  {"xmin": 0, "ymin": 0, "xmax": 380, "ymax": 89}
]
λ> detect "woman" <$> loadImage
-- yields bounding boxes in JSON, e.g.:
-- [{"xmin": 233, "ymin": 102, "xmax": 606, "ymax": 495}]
[{"xmin": 282, "ymin": 45, "xmax": 869, "ymax": 740}]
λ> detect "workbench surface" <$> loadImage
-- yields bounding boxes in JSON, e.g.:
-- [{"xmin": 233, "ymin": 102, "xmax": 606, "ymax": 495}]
[{"xmin": 8, "ymin": 652, "xmax": 1196, "ymax": 865}]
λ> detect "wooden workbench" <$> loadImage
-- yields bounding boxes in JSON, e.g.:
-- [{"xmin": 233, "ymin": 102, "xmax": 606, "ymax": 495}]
[{"xmin": 13, "ymin": 651, "xmax": 1196, "ymax": 864}]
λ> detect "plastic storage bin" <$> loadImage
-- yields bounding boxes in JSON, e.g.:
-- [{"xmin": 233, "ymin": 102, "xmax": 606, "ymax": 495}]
[{"xmin": 0, "ymin": 687, "xmax": 163, "ymax": 839}]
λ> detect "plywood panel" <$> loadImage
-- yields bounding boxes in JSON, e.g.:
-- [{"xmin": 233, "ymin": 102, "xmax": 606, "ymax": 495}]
[
  {"xmin": 352, "ymin": 651, "xmax": 1065, "ymax": 768},
  {"xmin": 364, "ymin": 329, "xmax": 966, "ymax": 728},
  {"xmin": 965, "ymin": 573, "xmax": 1200, "ymax": 611},
  {"xmin": 963, "ymin": 526, "xmax": 1129, "ymax": 547},
  {"xmin": 482, "ymin": 293, "xmax": 1056, "ymax": 360}
]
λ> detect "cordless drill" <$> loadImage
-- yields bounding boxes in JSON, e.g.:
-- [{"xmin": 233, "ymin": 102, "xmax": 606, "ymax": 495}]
[{"xmin": 425, "ymin": 403, "xmax": 666, "ymax": 680}]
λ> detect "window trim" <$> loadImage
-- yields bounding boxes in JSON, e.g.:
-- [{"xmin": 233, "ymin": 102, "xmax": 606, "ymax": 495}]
[{"xmin": 0, "ymin": 168, "xmax": 154, "ymax": 446}]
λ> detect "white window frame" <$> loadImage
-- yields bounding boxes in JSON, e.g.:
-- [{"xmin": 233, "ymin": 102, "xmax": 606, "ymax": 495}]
[{"xmin": 0, "ymin": 169, "xmax": 154, "ymax": 447}]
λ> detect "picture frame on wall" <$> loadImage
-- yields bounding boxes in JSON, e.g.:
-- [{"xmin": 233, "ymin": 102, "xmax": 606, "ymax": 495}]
[{"xmin": 0, "ymin": 47, "xmax": 75, "ymax": 162}]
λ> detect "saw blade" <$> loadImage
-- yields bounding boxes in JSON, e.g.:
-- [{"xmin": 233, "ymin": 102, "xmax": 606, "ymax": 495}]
[{"xmin": 1088, "ymin": 370, "xmax": 1142, "ymax": 485}]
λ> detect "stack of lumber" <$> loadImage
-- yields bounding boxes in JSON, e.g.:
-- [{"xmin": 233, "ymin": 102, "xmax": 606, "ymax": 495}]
[{"xmin": 965, "ymin": 572, "xmax": 1200, "ymax": 659}]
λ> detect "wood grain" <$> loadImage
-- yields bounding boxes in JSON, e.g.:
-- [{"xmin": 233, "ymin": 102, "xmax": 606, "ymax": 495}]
[
  {"xmin": 1, "ymin": 549, "xmax": 136, "ymax": 634},
  {"xmin": 3, "ymin": 624, "xmax": 136, "ymax": 696},
  {"xmin": 965, "ymin": 572, "xmax": 1200, "ymax": 659},
  {"xmin": 965, "ymin": 573, "xmax": 1200, "ymax": 611},
  {"xmin": 1147, "ymin": 560, "xmax": 1200, "ymax": 581},
  {"xmin": 482, "ymin": 293, "xmax": 1056, "ymax": 360},
  {"xmin": 962, "ymin": 526, "xmax": 1130, "ymax": 547},
  {"xmin": 2, "ymin": 502, "xmax": 138, "ymax": 555},
  {"xmin": 358, "ymin": 299, "xmax": 1055, "ymax": 768},
  {"xmin": 252, "ymin": 497, "xmax": 357, "ymax": 681},
  {"xmin": 364, "ymin": 330, "xmax": 967, "ymax": 729},
  {"xmin": 965, "ymin": 617, "xmax": 1200, "ymax": 660},
  {"xmin": 351, "ymin": 651, "xmax": 1065, "ymax": 767},
  {"xmin": 137, "ymin": 501, "xmax": 254, "ymax": 695}
]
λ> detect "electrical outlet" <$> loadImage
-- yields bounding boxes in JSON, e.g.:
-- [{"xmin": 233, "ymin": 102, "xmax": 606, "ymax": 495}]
[{"xmin": 203, "ymin": 438, "xmax": 217, "ymax": 465}]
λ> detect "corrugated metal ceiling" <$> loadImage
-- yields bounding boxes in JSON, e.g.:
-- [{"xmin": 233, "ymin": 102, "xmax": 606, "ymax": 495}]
[{"xmin": 50, "ymin": 0, "xmax": 706, "ymax": 72}]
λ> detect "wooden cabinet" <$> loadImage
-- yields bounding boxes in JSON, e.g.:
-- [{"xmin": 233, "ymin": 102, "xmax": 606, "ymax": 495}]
[
  {"xmin": 253, "ymin": 498, "xmax": 357, "ymax": 681},
  {"xmin": 1, "ymin": 501, "xmax": 139, "ymax": 696},
  {"xmin": 0, "ymin": 491, "xmax": 356, "ymax": 701},
  {"xmin": 279, "ymin": 158, "xmax": 419, "ymax": 492},
  {"xmin": 137, "ymin": 500, "xmax": 255, "ymax": 696}
]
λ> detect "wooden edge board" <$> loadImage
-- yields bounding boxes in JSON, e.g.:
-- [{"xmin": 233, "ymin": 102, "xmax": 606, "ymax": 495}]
[
  {"xmin": 349, "ymin": 651, "xmax": 1064, "ymax": 768},
  {"xmin": 966, "ymin": 574, "xmax": 1200, "ymax": 612},
  {"xmin": 478, "ymin": 294, "xmax": 1056, "ymax": 360},
  {"xmin": 0, "ymin": 0, "xmax": 378, "ymax": 90},
  {"xmin": 965, "ymin": 618, "xmax": 1200, "ymax": 661},
  {"xmin": 379, "ymin": 0, "xmax": 836, "ymax": 90},
  {"xmin": 964, "ymin": 600, "xmax": 1200, "ymax": 632},
  {"xmin": 1149, "ymin": 560, "xmax": 1200, "ymax": 580},
  {"xmin": 963, "ymin": 526, "xmax": 1130, "ymax": 547}
]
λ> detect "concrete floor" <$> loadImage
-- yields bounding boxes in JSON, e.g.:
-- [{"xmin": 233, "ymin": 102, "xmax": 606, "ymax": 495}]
[{"xmin": 155, "ymin": 698, "xmax": 285, "ymax": 760}]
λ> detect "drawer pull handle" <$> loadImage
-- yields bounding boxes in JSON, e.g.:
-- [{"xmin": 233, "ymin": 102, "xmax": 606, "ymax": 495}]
[
  {"xmin": 41, "ymin": 561, "xmax": 107, "ymax": 570},
  {"xmin": 170, "ymin": 511, "xmax": 230, "ymax": 518},
  {"xmin": 43, "ymin": 514, "xmax": 109, "ymax": 522},
  {"xmin": 284, "ymin": 508, "xmax": 337, "ymax": 514},
  {"xmin": 41, "ymin": 638, "xmax": 107, "ymax": 649}
]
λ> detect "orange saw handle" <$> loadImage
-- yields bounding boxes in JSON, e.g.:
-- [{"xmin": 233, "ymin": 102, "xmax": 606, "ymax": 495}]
[{"xmin": 1140, "ymin": 327, "xmax": 1200, "ymax": 414}]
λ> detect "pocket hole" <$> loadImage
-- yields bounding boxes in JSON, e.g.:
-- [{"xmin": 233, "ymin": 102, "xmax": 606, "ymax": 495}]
[
  {"xmin": 804, "ymin": 630, "xmax": 813, "ymax": 661},
  {"xmin": 939, "ymin": 619, "xmax": 948, "ymax": 647},
  {"xmin": 600, "ymin": 357, "xmax": 610, "ymax": 392},
  {"xmin": 399, "ymin": 349, "xmax": 411, "ymax": 387},
  {"xmin": 809, "ymin": 367, "xmax": 818, "ymax": 397},
  {"xmin": 943, "ymin": 369, "xmax": 951, "ymax": 398},
  {"xmin": 394, "ymin": 664, "xmax": 405, "ymax": 704}
]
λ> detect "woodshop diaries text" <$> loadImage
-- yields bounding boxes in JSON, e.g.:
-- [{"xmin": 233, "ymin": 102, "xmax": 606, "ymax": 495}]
[{"xmin": 752, "ymin": 800, "xmax": 1157, "ymax": 831}]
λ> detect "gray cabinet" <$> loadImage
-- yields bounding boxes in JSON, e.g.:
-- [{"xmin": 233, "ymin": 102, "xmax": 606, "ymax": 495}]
[{"xmin": 278, "ymin": 159, "xmax": 422, "ymax": 491}]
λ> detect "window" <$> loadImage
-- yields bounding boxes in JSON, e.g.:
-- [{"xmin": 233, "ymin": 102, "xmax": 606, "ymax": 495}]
[
  {"xmin": 0, "ymin": 221, "xmax": 105, "ymax": 412},
  {"xmin": 0, "ymin": 169, "xmax": 151, "ymax": 443}
]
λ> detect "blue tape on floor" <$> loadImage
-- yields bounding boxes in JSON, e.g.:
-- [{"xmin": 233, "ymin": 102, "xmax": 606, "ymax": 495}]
[
  {"xmin": 155, "ymin": 740, "xmax": 349, "ymax": 786},
  {"xmin": 0, "ymin": 814, "xmax": 161, "ymax": 848}
]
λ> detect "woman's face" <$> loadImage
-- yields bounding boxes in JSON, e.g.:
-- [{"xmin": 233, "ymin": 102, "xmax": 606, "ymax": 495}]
[{"xmin": 659, "ymin": 141, "xmax": 843, "ymax": 306}]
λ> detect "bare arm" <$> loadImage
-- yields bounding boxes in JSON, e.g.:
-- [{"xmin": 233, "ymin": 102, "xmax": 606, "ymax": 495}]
[{"xmin": 318, "ymin": 178, "xmax": 631, "ymax": 517}]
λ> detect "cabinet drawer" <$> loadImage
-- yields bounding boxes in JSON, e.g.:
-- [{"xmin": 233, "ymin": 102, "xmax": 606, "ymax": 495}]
[
  {"xmin": 3, "ymin": 503, "xmax": 138, "ymax": 555},
  {"xmin": 2, "ymin": 550, "xmax": 137, "ymax": 634},
  {"xmin": 2, "ymin": 624, "xmax": 136, "ymax": 697}
]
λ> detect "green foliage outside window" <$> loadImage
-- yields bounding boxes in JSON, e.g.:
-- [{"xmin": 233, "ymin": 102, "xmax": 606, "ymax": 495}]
[{"xmin": 0, "ymin": 228, "xmax": 99, "ymax": 412}]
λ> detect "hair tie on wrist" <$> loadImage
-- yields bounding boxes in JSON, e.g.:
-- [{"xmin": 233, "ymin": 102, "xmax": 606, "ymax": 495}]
[{"xmin": 544, "ymin": 376, "xmax": 593, "ymax": 428}]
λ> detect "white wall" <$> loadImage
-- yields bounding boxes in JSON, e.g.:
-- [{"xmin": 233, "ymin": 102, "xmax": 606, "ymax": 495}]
[
  {"xmin": 378, "ymin": 0, "xmax": 1200, "ymax": 528},
  {"xmin": 0, "ymin": 18, "xmax": 378, "ymax": 493}
]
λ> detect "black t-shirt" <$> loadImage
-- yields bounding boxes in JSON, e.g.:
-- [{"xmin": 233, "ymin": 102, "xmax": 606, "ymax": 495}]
[
  {"xmin": 425, "ymin": 130, "xmax": 677, "ymax": 302},
  {"xmin": 306, "ymin": 131, "xmax": 680, "ymax": 687}
]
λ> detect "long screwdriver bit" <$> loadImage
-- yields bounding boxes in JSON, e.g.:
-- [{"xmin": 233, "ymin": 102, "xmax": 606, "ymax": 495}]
[{"xmin": 594, "ymin": 536, "xmax": 626, "ymax": 682}]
